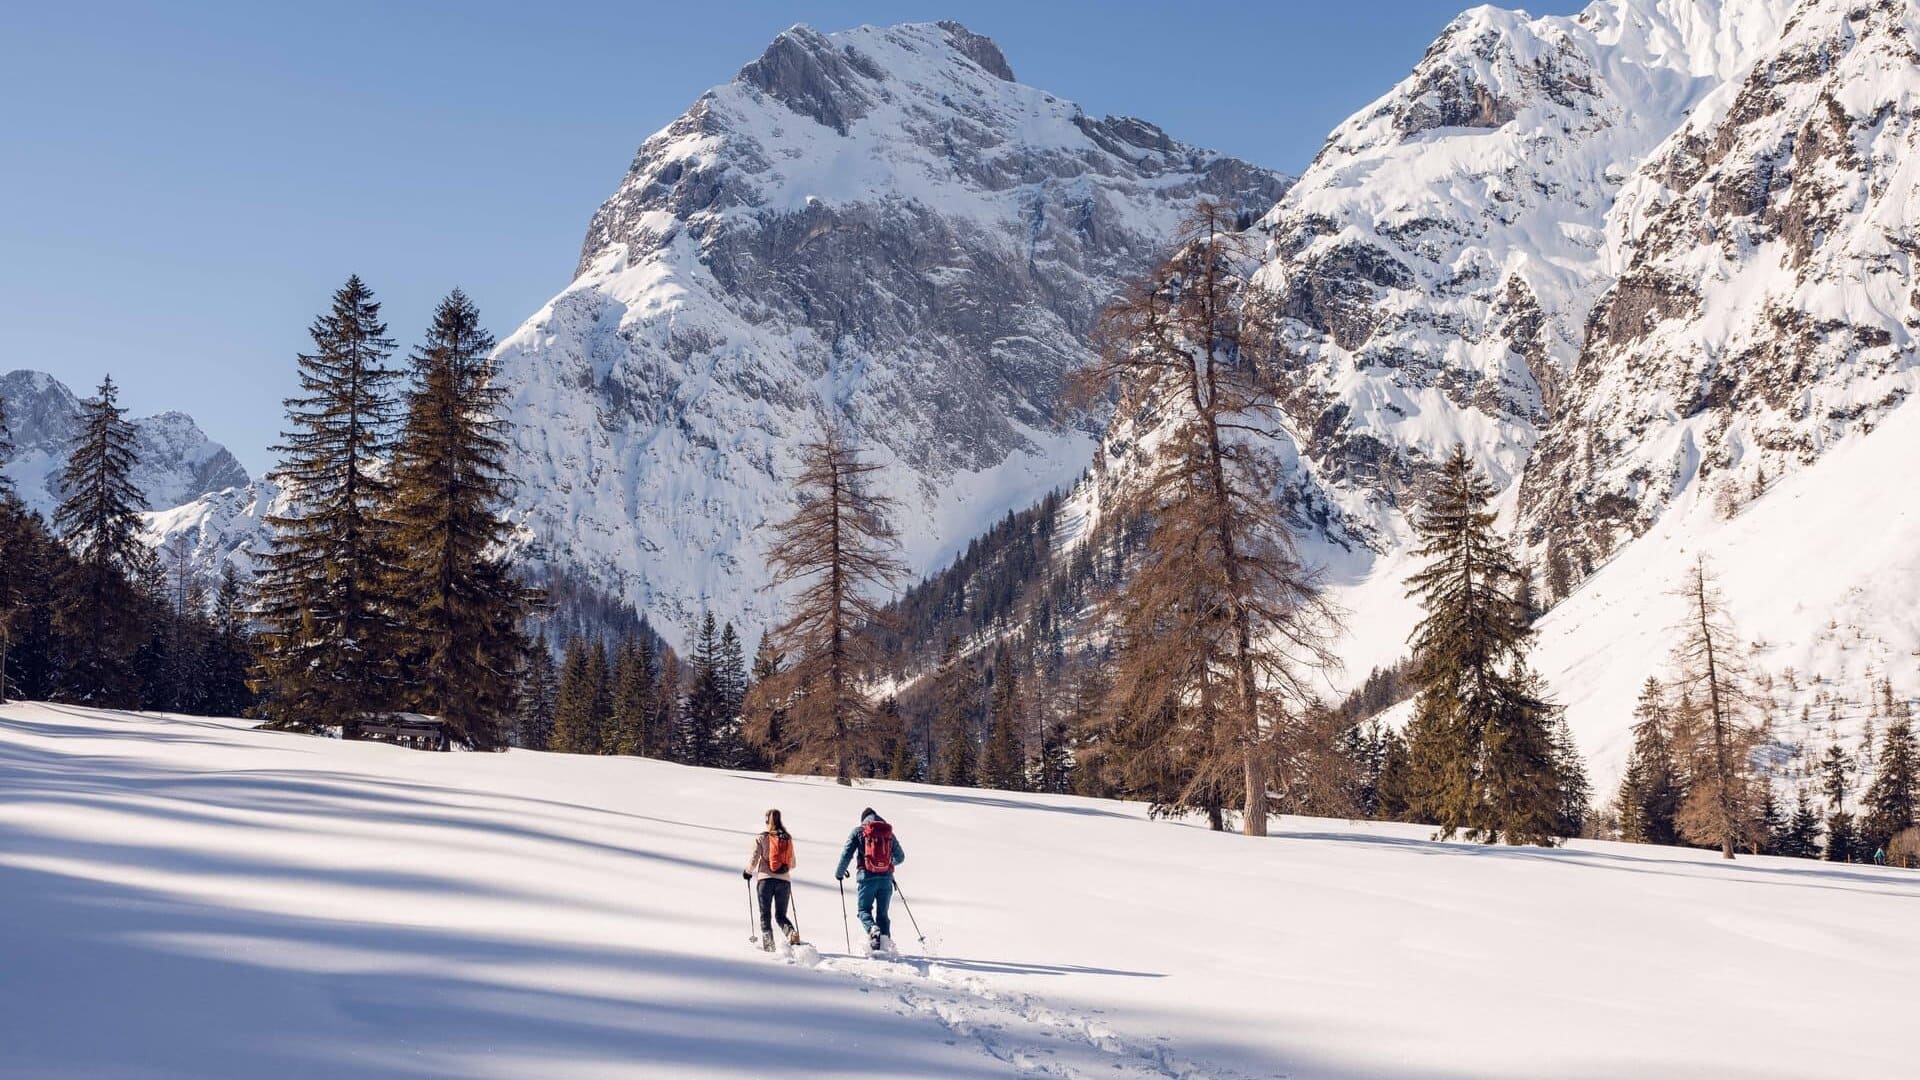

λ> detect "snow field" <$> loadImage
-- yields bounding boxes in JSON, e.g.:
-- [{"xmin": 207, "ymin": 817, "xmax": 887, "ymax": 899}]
[{"xmin": 4, "ymin": 703, "xmax": 1918, "ymax": 1078}]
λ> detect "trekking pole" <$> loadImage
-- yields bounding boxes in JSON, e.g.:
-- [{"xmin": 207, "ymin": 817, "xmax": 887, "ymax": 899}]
[
  {"xmin": 838, "ymin": 878, "xmax": 852, "ymax": 953},
  {"xmin": 745, "ymin": 879, "xmax": 758, "ymax": 945},
  {"xmin": 790, "ymin": 886, "xmax": 802, "ymax": 940},
  {"xmin": 893, "ymin": 880, "xmax": 928, "ymax": 947}
]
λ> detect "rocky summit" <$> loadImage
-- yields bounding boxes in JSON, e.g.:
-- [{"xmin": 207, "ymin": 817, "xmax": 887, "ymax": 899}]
[{"xmin": 488, "ymin": 20, "xmax": 1290, "ymax": 647}]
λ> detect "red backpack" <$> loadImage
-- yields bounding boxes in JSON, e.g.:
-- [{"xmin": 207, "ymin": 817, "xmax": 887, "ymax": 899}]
[
  {"xmin": 860, "ymin": 820, "xmax": 895, "ymax": 874},
  {"xmin": 765, "ymin": 832, "xmax": 794, "ymax": 874}
]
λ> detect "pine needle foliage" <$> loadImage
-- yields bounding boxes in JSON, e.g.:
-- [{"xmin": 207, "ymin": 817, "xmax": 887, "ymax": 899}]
[
  {"xmin": 53, "ymin": 376, "xmax": 152, "ymax": 705},
  {"xmin": 254, "ymin": 276, "xmax": 405, "ymax": 730},
  {"xmin": 387, "ymin": 290, "xmax": 529, "ymax": 747},
  {"xmin": 1403, "ymin": 446, "xmax": 1571, "ymax": 845}
]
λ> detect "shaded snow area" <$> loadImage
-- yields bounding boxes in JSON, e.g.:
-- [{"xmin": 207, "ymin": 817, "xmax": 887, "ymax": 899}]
[{"xmin": 4, "ymin": 705, "xmax": 1917, "ymax": 1078}]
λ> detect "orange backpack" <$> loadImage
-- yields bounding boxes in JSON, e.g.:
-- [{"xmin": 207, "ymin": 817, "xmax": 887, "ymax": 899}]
[{"xmin": 765, "ymin": 831, "xmax": 794, "ymax": 874}]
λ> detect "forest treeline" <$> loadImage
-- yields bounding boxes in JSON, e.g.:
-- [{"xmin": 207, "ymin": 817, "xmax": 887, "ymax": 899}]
[{"xmin": 12, "ymin": 210, "xmax": 1916, "ymax": 865}]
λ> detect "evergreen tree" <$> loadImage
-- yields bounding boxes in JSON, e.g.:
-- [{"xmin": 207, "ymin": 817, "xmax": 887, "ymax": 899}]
[
  {"xmin": 1551, "ymin": 715, "xmax": 1591, "ymax": 839},
  {"xmin": 387, "ymin": 290, "xmax": 528, "ymax": 748},
  {"xmin": 654, "ymin": 648, "xmax": 683, "ymax": 760},
  {"xmin": 1757, "ymin": 785, "xmax": 1787, "ymax": 856},
  {"xmin": 1825, "ymin": 810, "xmax": 1858, "ymax": 863},
  {"xmin": 587, "ymin": 639, "xmax": 614, "ymax": 753},
  {"xmin": 1374, "ymin": 726, "xmax": 1415, "ymax": 822},
  {"xmin": 681, "ymin": 612, "xmax": 727, "ymax": 766},
  {"xmin": 882, "ymin": 697, "xmax": 921, "ymax": 781},
  {"xmin": 743, "ymin": 632, "xmax": 786, "ymax": 766},
  {"xmin": 1860, "ymin": 718, "xmax": 1918, "ymax": 856},
  {"xmin": 550, "ymin": 637, "xmax": 600, "ymax": 754},
  {"xmin": 759, "ymin": 425, "xmax": 907, "ymax": 784},
  {"xmin": 255, "ymin": 276, "xmax": 405, "ymax": 730},
  {"xmin": 930, "ymin": 637, "xmax": 979, "ymax": 787},
  {"xmin": 516, "ymin": 643, "xmax": 558, "ymax": 751},
  {"xmin": 610, "ymin": 637, "xmax": 653, "ymax": 756},
  {"xmin": 982, "ymin": 643, "xmax": 1027, "ymax": 792},
  {"xmin": 1818, "ymin": 743, "xmax": 1855, "ymax": 813},
  {"xmin": 53, "ymin": 375, "xmax": 151, "ymax": 706},
  {"xmin": 205, "ymin": 562, "xmax": 257, "ymax": 717},
  {"xmin": 1403, "ymin": 447, "xmax": 1569, "ymax": 845},
  {"xmin": 1779, "ymin": 789, "xmax": 1822, "ymax": 859},
  {"xmin": 1034, "ymin": 714, "xmax": 1074, "ymax": 795},
  {"xmin": 1617, "ymin": 678, "xmax": 1685, "ymax": 845}
]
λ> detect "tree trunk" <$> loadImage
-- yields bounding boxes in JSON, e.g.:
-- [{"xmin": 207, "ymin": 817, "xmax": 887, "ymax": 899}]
[{"xmin": 1697, "ymin": 574, "xmax": 1736, "ymax": 860}]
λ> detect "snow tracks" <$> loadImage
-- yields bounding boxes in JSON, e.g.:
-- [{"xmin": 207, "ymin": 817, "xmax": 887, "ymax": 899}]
[{"xmin": 805, "ymin": 949, "xmax": 1250, "ymax": 1080}]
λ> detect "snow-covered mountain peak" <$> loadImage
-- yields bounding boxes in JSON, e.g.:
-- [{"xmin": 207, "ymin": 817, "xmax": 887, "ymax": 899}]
[
  {"xmin": 0, "ymin": 369, "xmax": 249, "ymax": 522},
  {"xmin": 496, "ymin": 21, "xmax": 1291, "ymax": 647}
]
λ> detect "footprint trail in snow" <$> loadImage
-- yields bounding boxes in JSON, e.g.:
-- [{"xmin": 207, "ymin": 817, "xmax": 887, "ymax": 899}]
[{"xmin": 804, "ymin": 947, "xmax": 1255, "ymax": 1080}]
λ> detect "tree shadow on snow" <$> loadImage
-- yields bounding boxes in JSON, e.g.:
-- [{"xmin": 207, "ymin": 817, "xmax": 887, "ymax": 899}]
[{"xmin": 1278, "ymin": 828, "xmax": 1920, "ymax": 897}]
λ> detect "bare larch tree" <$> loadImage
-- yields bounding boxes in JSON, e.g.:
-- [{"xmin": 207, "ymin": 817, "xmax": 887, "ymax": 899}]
[
  {"xmin": 758, "ymin": 423, "xmax": 906, "ymax": 785},
  {"xmin": 1074, "ymin": 202, "xmax": 1341, "ymax": 836},
  {"xmin": 1670, "ymin": 557, "xmax": 1753, "ymax": 859}
]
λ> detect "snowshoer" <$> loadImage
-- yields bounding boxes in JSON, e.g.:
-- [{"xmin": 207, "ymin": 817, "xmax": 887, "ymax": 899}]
[
  {"xmin": 834, "ymin": 807, "xmax": 906, "ymax": 953},
  {"xmin": 744, "ymin": 809, "xmax": 800, "ymax": 951}
]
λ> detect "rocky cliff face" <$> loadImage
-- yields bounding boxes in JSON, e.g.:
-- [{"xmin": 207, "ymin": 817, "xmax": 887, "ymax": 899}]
[
  {"xmin": 1235, "ymin": 0, "xmax": 1794, "ymax": 550},
  {"xmin": 1520, "ymin": 0, "xmax": 1920, "ymax": 584},
  {"xmin": 0, "ymin": 370, "xmax": 250, "ymax": 521},
  {"xmin": 491, "ymin": 21, "xmax": 1289, "ymax": 646}
]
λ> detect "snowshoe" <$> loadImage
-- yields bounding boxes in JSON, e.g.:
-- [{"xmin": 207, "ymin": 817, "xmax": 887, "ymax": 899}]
[{"xmin": 787, "ymin": 930, "xmax": 802, "ymax": 947}]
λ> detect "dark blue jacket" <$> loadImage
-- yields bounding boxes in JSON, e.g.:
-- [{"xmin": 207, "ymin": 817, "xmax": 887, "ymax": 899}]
[{"xmin": 835, "ymin": 816, "xmax": 906, "ymax": 880}]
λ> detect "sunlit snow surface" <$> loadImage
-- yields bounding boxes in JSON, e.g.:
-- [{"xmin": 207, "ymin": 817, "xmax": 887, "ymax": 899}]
[{"xmin": 3, "ymin": 703, "xmax": 1916, "ymax": 1079}]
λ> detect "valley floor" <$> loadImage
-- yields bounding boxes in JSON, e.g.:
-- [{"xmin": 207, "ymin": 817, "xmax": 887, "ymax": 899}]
[{"xmin": 2, "ymin": 704, "xmax": 1916, "ymax": 1078}]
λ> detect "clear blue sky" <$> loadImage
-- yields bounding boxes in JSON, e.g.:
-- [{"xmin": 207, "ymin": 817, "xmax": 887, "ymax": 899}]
[{"xmin": 1, "ymin": 1, "xmax": 1584, "ymax": 476}]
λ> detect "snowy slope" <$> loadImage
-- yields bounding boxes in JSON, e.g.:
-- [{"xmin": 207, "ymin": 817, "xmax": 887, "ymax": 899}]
[
  {"xmin": 5, "ymin": 702, "xmax": 1917, "ymax": 1079},
  {"xmin": 1535, "ymin": 387, "xmax": 1920, "ymax": 792},
  {"xmin": 1047, "ymin": 0, "xmax": 1920, "ymax": 791},
  {"xmin": 0, "ymin": 369, "xmax": 250, "ymax": 522},
  {"xmin": 1244, "ymin": 0, "xmax": 1792, "ymax": 546},
  {"xmin": 1523, "ymin": 0, "xmax": 1920, "ymax": 577},
  {"xmin": 489, "ymin": 21, "xmax": 1289, "ymax": 648}
]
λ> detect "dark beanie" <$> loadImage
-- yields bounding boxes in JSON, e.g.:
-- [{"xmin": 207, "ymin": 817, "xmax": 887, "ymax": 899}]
[{"xmin": 861, "ymin": 807, "xmax": 878, "ymax": 821}]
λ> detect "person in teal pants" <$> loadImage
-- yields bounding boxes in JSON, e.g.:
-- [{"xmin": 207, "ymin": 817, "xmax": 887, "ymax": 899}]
[{"xmin": 835, "ymin": 807, "xmax": 906, "ymax": 952}]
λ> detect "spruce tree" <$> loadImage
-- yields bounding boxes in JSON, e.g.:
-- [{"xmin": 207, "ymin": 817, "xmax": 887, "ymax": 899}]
[
  {"xmin": 1780, "ymin": 789, "xmax": 1822, "ymax": 859},
  {"xmin": 610, "ymin": 638, "xmax": 651, "ymax": 756},
  {"xmin": 1403, "ymin": 446, "xmax": 1569, "ymax": 845},
  {"xmin": 1373, "ymin": 727, "xmax": 1415, "ymax": 822},
  {"xmin": 587, "ymin": 639, "xmax": 614, "ymax": 753},
  {"xmin": 205, "ymin": 562, "xmax": 257, "ymax": 717},
  {"xmin": 1618, "ymin": 678, "xmax": 1685, "ymax": 845},
  {"xmin": 742, "ymin": 632, "xmax": 787, "ymax": 767},
  {"xmin": 387, "ymin": 290, "xmax": 528, "ymax": 748},
  {"xmin": 1034, "ymin": 714, "xmax": 1074, "ymax": 795},
  {"xmin": 255, "ymin": 276, "xmax": 404, "ymax": 730},
  {"xmin": 53, "ymin": 375, "xmax": 151, "ymax": 706},
  {"xmin": 516, "ymin": 643, "xmax": 558, "ymax": 751},
  {"xmin": 681, "ymin": 613, "xmax": 726, "ymax": 766},
  {"xmin": 982, "ymin": 642, "xmax": 1027, "ymax": 792},
  {"xmin": 930, "ymin": 637, "xmax": 979, "ymax": 788},
  {"xmin": 550, "ymin": 637, "xmax": 599, "ymax": 754},
  {"xmin": 1861, "ymin": 718, "xmax": 1918, "ymax": 857},
  {"xmin": 882, "ymin": 697, "xmax": 920, "ymax": 781}
]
